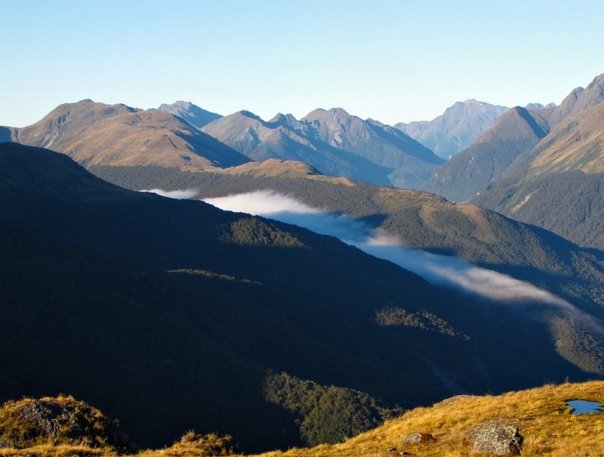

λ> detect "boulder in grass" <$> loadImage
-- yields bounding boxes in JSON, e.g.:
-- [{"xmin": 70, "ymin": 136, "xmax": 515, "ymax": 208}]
[
  {"xmin": 403, "ymin": 432, "xmax": 436, "ymax": 444},
  {"xmin": 471, "ymin": 419, "xmax": 522, "ymax": 455}
]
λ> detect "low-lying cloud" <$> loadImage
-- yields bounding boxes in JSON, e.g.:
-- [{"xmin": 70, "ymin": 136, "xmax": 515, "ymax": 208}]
[
  {"xmin": 204, "ymin": 189, "xmax": 604, "ymax": 371},
  {"xmin": 204, "ymin": 190, "xmax": 574, "ymax": 310},
  {"xmin": 141, "ymin": 188, "xmax": 199, "ymax": 199}
]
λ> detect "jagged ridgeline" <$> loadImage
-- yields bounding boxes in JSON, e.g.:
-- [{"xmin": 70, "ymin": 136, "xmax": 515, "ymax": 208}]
[{"xmin": 3, "ymin": 143, "xmax": 603, "ymax": 452}]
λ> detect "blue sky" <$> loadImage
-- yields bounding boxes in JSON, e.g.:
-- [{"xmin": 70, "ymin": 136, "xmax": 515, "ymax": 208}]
[{"xmin": 1, "ymin": 0, "xmax": 603, "ymax": 127}]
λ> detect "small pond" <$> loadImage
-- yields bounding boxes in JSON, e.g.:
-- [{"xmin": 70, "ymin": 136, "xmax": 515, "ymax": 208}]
[{"xmin": 566, "ymin": 400, "xmax": 603, "ymax": 415}]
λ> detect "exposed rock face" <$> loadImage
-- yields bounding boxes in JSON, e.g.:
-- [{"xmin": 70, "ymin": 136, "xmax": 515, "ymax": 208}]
[{"xmin": 471, "ymin": 420, "xmax": 522, "ymax": 455}]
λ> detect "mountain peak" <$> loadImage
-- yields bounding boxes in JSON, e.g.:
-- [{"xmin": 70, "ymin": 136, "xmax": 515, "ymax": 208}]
[
  {"xmin": 156, "ymin": 101, "xmax": 221, "ymax": 128},
  {"xmin": 546, "ymin": 73, "xmax": 604, "ymax": 125},
  {"xmin": 303, "ymin": 107, "xmax": 352, "ymax": 120},
  {"xmin": 398, "ymin": 100, "xmax": 509, "ymax": 158},
  {"xmin": 267, "ymin": 112, "xmax": 298, "ymax": 126},
  {"xmin": 587, "ymin": 72, "xmax": 604, "ymax": 88},
  {"xmin": 327, "ymin": 107, "xmax": 351, "ymax": 116},
  {"xmin": 158, "ymin": 100, "xmax": 192, "ymax": 110},
  {"xmin": 236, "ymin": 110, "xmax": 263, "ymax": 121}
]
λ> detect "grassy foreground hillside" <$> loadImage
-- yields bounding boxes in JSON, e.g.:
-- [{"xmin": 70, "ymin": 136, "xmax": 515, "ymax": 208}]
[
  {"xmin": 1, "ymin": 381, "xmax": 602, "ymax": 457},
  {"xmin": 256, "ymin": 381, "xmax": 604, "ymax": 457}
]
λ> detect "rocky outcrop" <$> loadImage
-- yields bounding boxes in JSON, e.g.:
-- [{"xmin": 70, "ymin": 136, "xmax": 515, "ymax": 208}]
[
  {"xmin": 0, "ymin": 396, "xmax": 123, "ymax": 449},
  {"xmin": 470, "ymin": 419, "xmax": 522, "ymax": 455}
]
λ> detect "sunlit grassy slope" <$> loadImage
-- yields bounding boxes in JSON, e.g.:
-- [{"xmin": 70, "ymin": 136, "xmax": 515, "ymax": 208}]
[
  {"xmin": 2, "ymin": 382, "xmax": 602, "ymax": 457},
  {"xmin": 253, "ymin": 381, "xmax": 604, "ymax": 457}
]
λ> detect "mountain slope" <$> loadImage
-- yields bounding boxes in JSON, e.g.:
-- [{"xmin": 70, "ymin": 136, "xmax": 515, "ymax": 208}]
[
  {"xmin": 424, "ymin": 107, "xmax": 549, "ymax": 202},
  {"xmin": 411, "ymin": 73, "xmax": 604, "ymax": 249},
  {"xmin": 473, "ymin": 100, "xmax": 604, "ymax": 248},
  {"xmin": 396, "ymin": 99, "xmax": 508, "ymax": 159},
  {"xmin": 251, "ymin": 381, "xmax": 604, "ymax": 457},
  {"xmin": 156, "ymin": 101, "xmax": 221, "ymax": 128},
  {"xmin": 92, "ymin": 162, "xmax": 604, "ymax": 298},
  {"xmin": 11, "ymin": 99, "xmax": 249, "ymax": 169},
  {"xmin": 202, "ymin": 108, "xmax": 442, "ymax": 188},
  {"xmin": 3, "ymin": 381, "xmax": 603, "ymax": 457},
  {"xmin": 7, "ymin": 143, "xmax": 599, "ymax": 451},
  {"xmin": 90, "ymin": 161, "xmax": 604, "ymax": 374},
  {"xmin": 0, "ymin": 126, "xmax": 13, "ymax": 142}
]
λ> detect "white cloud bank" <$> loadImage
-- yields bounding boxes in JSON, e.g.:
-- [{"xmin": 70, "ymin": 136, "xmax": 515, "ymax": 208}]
[
  {"xmin": 204, "ymin": 190, "xmax": 574, "ymax": 310},
  {"xmin": 141, "ymin": 188, "xmax": 199, "ymax": 199}
]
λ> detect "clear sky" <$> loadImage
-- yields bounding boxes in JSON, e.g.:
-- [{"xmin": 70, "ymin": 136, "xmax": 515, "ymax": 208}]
[{"xmin": 1, "ymin": 0, "xmax": 603, "ymax": 127}]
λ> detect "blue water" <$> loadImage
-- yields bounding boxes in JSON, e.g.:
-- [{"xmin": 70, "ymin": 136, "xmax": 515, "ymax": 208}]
[{"xmin": 566, "ymin": 400, "xmax": 603, "ymax": 415}]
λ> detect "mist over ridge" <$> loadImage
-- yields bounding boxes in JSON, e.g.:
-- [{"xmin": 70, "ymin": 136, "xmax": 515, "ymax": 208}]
[{"xmin": 203, "ymin": 190, "xmax": 602, "ymax": 334}]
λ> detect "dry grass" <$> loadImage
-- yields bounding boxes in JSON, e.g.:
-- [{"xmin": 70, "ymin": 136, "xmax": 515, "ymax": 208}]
[
  {"xmin": 0, "ymin": 444, "xmax": 117, "ymax": 457},
  {"xmin": 251, "ymin": 380, "xmax": 604, "ymax": 457},
  {"xmin": 2, "ymin": 382, "xmax": 603, "ymax": 457}
]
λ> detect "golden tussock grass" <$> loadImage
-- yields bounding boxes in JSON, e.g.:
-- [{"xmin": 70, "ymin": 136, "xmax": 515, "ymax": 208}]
[
  {"xmin": 252, "ymin": 380, "xmax": 604, "ymax": 457},
  {"xmin": 2, "ymin": 381, "xmax": 603, "ymax": 457},
  {"xmin": 0, "ymin": 444, "xmax": 117, "ymax": 457}
]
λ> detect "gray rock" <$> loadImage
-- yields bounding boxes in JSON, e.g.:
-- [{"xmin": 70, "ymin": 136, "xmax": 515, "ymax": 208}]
[
  {"xmin": 471, "ymin": 420, "xmax": 522, "ymax": 455},
  {"xmin": 403, "ymin": 432, "xmax": 436, "ymax": 444}
]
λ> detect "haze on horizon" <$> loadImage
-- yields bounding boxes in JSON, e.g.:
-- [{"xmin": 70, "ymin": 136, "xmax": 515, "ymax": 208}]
[{"xmin": 1, "ymin": 0, "xmax": 603, "ymax": 127}]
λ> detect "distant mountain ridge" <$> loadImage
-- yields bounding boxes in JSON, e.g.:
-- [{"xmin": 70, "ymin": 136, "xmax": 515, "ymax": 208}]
[
  {"xmin": 4, "ymin": 101, "xmax": 442, "ymax": 189},
  {"xmin": 423, "ymin": 106, "xmax": 549, "ymax": 201},
  {"xmin": 473, "ymin": 98, "xmax": 604, "ymax": 249},
  {"xmin": 396, "ymin": 99, "xmax": 509, "ymax": 159},
  {"xmin": 541, "ymin": 73, "xmax": 604, "ymax": 126},
  {"xmin": 413, "ymin": 73, "xmax": 604, "ymax": 249},
  {"xmin": 202, "ymin": 107, "xmax": 443, "ymax": 188},
  {"xmin": 6, "ymin": 99, "xmax": 249, "ymax": 170}
]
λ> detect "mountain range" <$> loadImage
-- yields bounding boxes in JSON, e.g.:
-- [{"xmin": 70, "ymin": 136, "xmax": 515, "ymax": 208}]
[
  {"xmin": 3, "ymin": 101, "xmax": 443, "ymax": 189},
  {"xmin": 2, "ymin": 142, "xmax": 604, "ymax": 452},
  {"xmin": 200, "ymin": 107, "xmax": 443, "ymax": 188},
  {"xmin": 423, "ymin": 106, "xmax": 550, "ymax": 202},
  {"xmin": 6, "ymin": 99, "xmax": 249, "ymax": 170},
  {"xmin": 422, "ymin": 73, "xmax": 604, "ymax": 249},
  {"xmin": 3, "ymin": 71, "xmax": 604, "ymax": 453}
]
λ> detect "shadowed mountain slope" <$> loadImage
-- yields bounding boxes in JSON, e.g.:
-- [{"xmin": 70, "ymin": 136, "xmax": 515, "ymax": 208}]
[
  {"xmin": 473, "ymin": 100, "xmax": 604, "ymax": 248},
  {"xmin": 3, "ymin": 143, "xmax": 604, "ymax": 452},
  {"xmin": 92, "ymin": 162, "xmax": 604, "ymax": 299},
  {"xmin": 410, "ymin": 73, "xmax": 604, "ymax": 249},
  {"xmin": 424, "ymin": 107, "xmax": 549, "ymax": 202}
]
